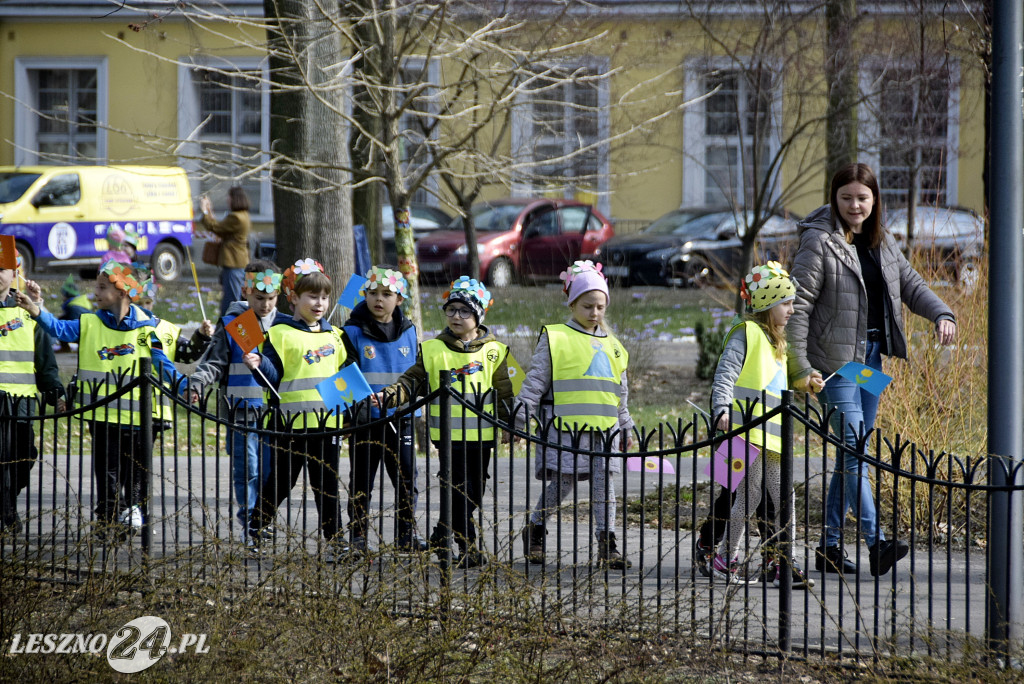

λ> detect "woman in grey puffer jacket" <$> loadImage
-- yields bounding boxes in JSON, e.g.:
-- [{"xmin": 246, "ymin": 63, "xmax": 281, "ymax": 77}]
[{"xmin": 787, "ymin": 162, "xmax": 956, "ymax": 578}]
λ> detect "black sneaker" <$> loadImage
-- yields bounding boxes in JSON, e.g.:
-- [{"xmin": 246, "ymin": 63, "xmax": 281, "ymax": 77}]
[
  {"xmin": 395, "ymin": 530, "xmax": 429, "ymax": 553},
  {"xmin": 815, "ymin": 545, "xmax": 857, "ymax": 574},
  {"xmin": 869, "ymin": 539, "xmax": 909, "ymax": 577},
  {"xmin": 770, "ymin": 558, "xmax": 815, "ymax": 589}
]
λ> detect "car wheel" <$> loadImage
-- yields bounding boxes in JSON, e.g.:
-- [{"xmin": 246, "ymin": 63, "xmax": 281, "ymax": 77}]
[
  {"xmin": 487, "ymin": 257, "xmax": 515, "ymax": 288},
  {"xmin": 14, "ymin": 241, "xmax": 33, "ymax": 274},
  {"xmin": 680, "ymin": 255, "xmax": 712, "ymax": 288},
  {"xmin": 151, "ymin": 243, "xmax": 184, "ymax": 282}
]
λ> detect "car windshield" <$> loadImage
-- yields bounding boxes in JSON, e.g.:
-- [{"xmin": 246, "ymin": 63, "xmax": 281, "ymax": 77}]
[
  {"xmin": 644, "ymin": 212, "xmax": 707, "ymax": 236},
  {"xmin": 449, "ymin": 204, "xmax": 525, "ymax": 232},
  {"xmin": 0, "ymin": 173, "xmax": 40, "ymax": 204}
]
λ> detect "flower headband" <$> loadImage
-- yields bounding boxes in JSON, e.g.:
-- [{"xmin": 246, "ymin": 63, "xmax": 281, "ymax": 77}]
[
  {"xmin": 361, "ymin": 267, "xmax": 408, "ymax": 298},
  {"xmin": 99, "ymin": 259, "xmax": 144, "ymax": 301},
  {"xmin": 281, "ymin": 258, "xmax": 327, "ymax": 296},
  {"xmin": 245, "ymin": 269, "xmax": 283, "ymax": 293},
  {"xmin": 559, "ymin": 260, "xmax": 603, "ymax": 295},
  {"xmin": 442, "ymin": 275, "xmax": 493, "ymax": 311},
  {"xmin": 739, "ymin": 260, "xmax": 797, "ymax": 312}
]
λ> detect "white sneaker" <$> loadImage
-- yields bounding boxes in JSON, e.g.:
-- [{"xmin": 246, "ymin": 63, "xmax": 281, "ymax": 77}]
[{"xmin": 117, "ymin": 505, "xmax": 143, "ymax": 530}]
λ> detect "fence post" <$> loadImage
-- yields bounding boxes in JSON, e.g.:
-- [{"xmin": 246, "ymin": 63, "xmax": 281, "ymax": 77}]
[
  {"xmin": 778, "ymin": 390, "xmax": 792, "ymax": 653},
  {"xmin": 987, "ymin": 0, "xmax": 1024, "ymax": 661},
  {"xmin": 138, "ymin": 358, "xmax": 154, "ymax": 558},
  {"xmin": 438, "ymin": 373, "xmax": 453, "ymax": 582}
]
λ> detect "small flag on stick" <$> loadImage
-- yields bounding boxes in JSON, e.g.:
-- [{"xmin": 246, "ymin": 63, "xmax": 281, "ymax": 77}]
[
  {"xmin": 627, "ymin": 456, "xmax": 676, "ymax": 475},
  {"xmin": 0, "ymin": 235, "xmax": 17, "ymax": 270},
  {"xmin": 833, "ymin": 362, "xmax": 893, "ymax": 397},
  {"xmin": 338, "ymin": 274, "xmax": 365, "ymax": 311},
  {"xmin": 705, "ymin": 436, "xmax": 760, "ymax": 492},
  {"xmin": 225, "ymin": 308, "xmax": 264, "ymax": 354},
  {"xmin": 316, "ymin": 364, "xmax": 374, "ymax": 413}
]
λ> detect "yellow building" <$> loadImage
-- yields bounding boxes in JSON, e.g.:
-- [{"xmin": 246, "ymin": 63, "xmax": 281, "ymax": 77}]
[{"xmin": 0, "ymin": 2, "xmax": 986, "ymax": 228}]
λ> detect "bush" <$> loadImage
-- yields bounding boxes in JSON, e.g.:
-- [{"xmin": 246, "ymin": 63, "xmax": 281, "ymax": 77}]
[{"xmin": 694, "ymin": 318, "xmax": 730, "ymax": 380}]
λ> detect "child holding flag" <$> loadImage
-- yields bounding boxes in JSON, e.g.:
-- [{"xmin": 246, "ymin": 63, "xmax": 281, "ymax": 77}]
[
  {"xmin": 243, "ymin": 259, "xmax": 356, "ymax": 560},
  {"xmin": 342, "ymin": 266, "xmax": 427, "ymax": 556},
  {"xmin": 189, "ymin": 260, "xmax": 285, "ymax": 539},
  {"xmin": 16, "ymin": 259, "xmax": 181, "ymax": 540},
  {"xmin": 0, "ymin": 239, "xmax": 65, "ymax": 533},
  {"xmin": 375, "ymin": 277, "xmax": 514, "ymax": 569},
  {"xmin": 517, "ymin": 261, "xmax": 635, "ymax": 570},
  {"xmin": 707, "ymin": 262, "xmax": 820, "ymax": 586}
]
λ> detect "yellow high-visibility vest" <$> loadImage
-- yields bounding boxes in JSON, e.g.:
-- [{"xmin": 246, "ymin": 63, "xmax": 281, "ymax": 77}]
[
  {"xmin": 422, "ymin": 338, "xmax": 507, "ymax": 442},
  {"xmin": 0, "ymin": 306, "xmax": 37, "ymax": 397},
  {"xmin": 545, "ymin": 323, "xmax": 627, "ymax": 431},
  {"xmin": 268, "ymin": 324, "xmax": 348, "ymax": 429},
  {"xmin": 77, "ymin": 312, "xmax": 155, "ymax": 425},
  {"xmin": 728, "ymin": 321, "xmax": 786, "ymax": 454}
]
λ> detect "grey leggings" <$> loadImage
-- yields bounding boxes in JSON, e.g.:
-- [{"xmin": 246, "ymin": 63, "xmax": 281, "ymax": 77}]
[
  {"xmin": 529, "ymin": 468, "xmax": 617, "ymax": 534},
  {"xmin": 719, "ymin": 450, "xmax": 795, "ymax": 560}
]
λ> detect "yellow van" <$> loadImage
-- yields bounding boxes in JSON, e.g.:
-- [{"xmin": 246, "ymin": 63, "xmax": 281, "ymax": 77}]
[{"xmin": 0, "ymin": 165, "xmax": 194, "ymax": 281}]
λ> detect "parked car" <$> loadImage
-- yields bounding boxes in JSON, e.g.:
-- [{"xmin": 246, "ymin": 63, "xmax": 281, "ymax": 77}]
[
  {"xmin": 596, "ymin": 207, "xmax": 726, "ymax": 286},
  {"xmin": 256, "ymin": 202, "xmax": 453, "ymax": 265},
  {"xmin": 415, "ymin": 198, "xmax": 615, "ymax": 287},
  {"xmin": 598, "ymin": 209, "xmax": 800, "ymax": 288},
  {"xmin": 886, "ymin": 206, "xmax": 984, "ymax": 283}
]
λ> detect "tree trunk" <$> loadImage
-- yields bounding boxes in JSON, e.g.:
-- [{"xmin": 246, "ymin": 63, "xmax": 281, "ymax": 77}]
[
  {"xmin": 825, "ymin": 0, "xmax": 858, "ymax": 199},
  {"xmin": 264, "ymin": 0, "xmax": 353, "ymax": 322}
]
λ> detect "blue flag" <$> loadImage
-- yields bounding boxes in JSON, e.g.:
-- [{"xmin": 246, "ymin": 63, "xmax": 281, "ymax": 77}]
[
  {"xmin": 835, "ymin": 362, "xmax": 893, "ymax": 396},
  {"xmin": 337, "ymin": 274, "xmax": 365, "ymax": 311},
  {"xmin": 316, "ymin": 364, "xmax": 373, "ymax": 412}
]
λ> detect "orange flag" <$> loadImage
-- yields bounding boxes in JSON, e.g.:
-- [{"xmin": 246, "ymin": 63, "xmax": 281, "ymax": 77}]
[
  {"xmin": 0, "ymin": 235, "xmax": 16, "ymax": 270},
  {"xmin": 226, "ymin": 308, "xmax": 265, "ymax": 354}
]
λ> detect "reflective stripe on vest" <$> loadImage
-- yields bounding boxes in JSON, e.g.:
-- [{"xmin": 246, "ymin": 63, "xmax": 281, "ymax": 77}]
[
  {"xmin": 728, "ymin": 321, "xmax": 786, "ymax": 453},
  {"xmin": 421, "ymin": 338, "xmax": 506, "ymax": 442},
  {"xmin": 77, "ymin": 313, "xmax": 154, "ymax": 425},
  {"xmin": 0, "ymin": 307, "xmax": 37, "ymax": 397},
  {"xmin": 267, "ymin": 324, "xmax": 348, "ymax": 428},
  {"xmin": 545, "ymin": 324, "xmax": 627, "ymax": 431},
  {"xmin": 343, "ymin": 323, "xmax": 418, "ymax": 419},
  {"xmin": 223, "ymin": 313, "xmax": 266, "ymax": 407}
]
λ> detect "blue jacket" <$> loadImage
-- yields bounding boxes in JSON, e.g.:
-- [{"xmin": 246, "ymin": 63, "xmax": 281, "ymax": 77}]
[{"xmin": 343, "ymin": 301, "xmax": 418, "ymax": 418}]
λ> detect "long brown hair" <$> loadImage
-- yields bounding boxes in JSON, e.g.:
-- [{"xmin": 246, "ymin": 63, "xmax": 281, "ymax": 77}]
[
  {"xmin": 829, "ymin": 162, "xmax": 883, "ymax": 248},
  {"xmin": 748, "ymin": 310, "xmax": 787, "ymax": 361},
  {"xmin": 228, "ymin": 186, "xmax": 250, "ymax": 212}
]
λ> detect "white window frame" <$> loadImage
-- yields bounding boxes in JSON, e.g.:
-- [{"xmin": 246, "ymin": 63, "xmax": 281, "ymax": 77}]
[
  {"xmin": 13, "ymin": 57, "xmax": 109, "ymax": 166},
  {"xmin": 178, "ymin": 55, "xmax": 272, "ymax": 222},
  {"xmin": 682, "ymin": 58, "xmax": 783, "ymax": 208},
  {"xmin": 858, "ymin": 58, "xmax": 960, "ymax": 207},
  {"xmin": 510, "ymin": 58, "xmax": 611, "ymax": 217},
  {"xmin": 397, "ymin": 56, "xmax": 441, "ymax": 207}
]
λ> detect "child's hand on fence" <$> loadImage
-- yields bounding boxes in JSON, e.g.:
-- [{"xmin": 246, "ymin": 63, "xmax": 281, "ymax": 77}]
[
  {"xmin": 242, "ymin": 352, "xmax": 261, "ymax": 370},
  {"xmin": 370, "ymin": 392, "xmax": 383, "ymax": 409},
  {"xmin": 56, "ymin": 398, "xmax": 66, "ymax": 414},
  {"xmin": 188, "ymin": 389, "xmax": 201, "ymax": 404},
  {"xmin": 715, "ymin": 412, "xmax": 730, "ymax": 432}
]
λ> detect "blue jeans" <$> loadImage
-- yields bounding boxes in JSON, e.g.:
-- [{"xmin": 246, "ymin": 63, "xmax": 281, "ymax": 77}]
[
  {"xmin": 821, "ymin": 341, "xmax": 885, "ymax": 548},
  {"xmin": 228, "ymin": 422, "xmax": 271, "ymax": 530},
  {"xmin": 220, "ymin": 268, "xmax": 245, "ymax": 317}
]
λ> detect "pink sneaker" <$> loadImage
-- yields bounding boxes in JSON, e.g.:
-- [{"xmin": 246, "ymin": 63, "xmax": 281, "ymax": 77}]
[{"xmin": 711, "ymin": 554, "xmax": 737, "ymax": 581}]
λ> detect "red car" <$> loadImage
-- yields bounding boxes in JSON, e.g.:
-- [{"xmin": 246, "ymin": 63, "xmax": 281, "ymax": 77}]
[{"xmin": 416, "ymin": 198, "xmax": 615, "ymax": 287}]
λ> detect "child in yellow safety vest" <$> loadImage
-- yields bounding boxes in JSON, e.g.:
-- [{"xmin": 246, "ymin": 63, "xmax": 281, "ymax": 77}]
[
  {"xmin": 242, "ymin": 259, "xmax": 356, "ymax": 561},
  {"xmin": 517, "ymin": 261, "xmax": 635, "ymax": 570},
  {"xmin": 375, "ymin": 277, "xmax": 514, "ymax": 569},
  {"xmin": 17, "ymin": 260, "xmax": 182, "ymax": 543},
  {"xmin": 1, "ymin": 253, "xmax": 65, "ymax": 534},
  {"xmin": 708, "ymin": 262, "xmax": 823, "ymax": 587}
]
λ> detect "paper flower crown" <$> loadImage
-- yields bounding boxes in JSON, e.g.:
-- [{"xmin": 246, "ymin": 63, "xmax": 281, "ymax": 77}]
[
  {"xmin": 281, "ymin": 258, "xmax": 327, "ymax": 296},
  {"xmin": 559, "ymin": 260, "xmax": 603, "ymax": 295},
  {"xmin": 361, "ymin": 266, "xmax": 408, "ymax": 299},
  {"xmin": 99, "ymin": 259, "xmax": 144, "ymax": 302},
  {"xmin": 443, "ymin": 276, "xmax": 493, "ymax": 312},
  {"xmin": 739, "ymin": 261, "xmax": 797, "ymax": 313},
  {"xmin": 245, "ymin": 269, "xmax": 283, "ymax": 294}
]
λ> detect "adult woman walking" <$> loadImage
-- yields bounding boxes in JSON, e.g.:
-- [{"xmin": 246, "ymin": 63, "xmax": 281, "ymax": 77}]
[
  {"xmin": 200, "ymin": 186, "xmax": 252, "ymax": 316},
  {"xmin": 787, "ymin": 162, "xmax": 956, "ymax": 577}
]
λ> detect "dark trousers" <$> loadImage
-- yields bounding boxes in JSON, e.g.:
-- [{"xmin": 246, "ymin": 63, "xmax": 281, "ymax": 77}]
[
  {"xmin": 88, "ymin": 421, "xmax": 146, "ymax": 522},
  {"xmin": 252, "ymin": 429, "xmax": 341, "ymax": 541},
  {"xmin": 1, "ymin": 419, "xmax": 39, "ymax": 528},
  {"xmin": 698, "ymin": 480, "xmax": 777, "ymax": 550},
  {"xmin": 434, "ymin": 441, "xmax": 492, "ymax": 549},
  {"xmin": 347, "ymin": 419, "xmax": 418, "ymax": 540}
]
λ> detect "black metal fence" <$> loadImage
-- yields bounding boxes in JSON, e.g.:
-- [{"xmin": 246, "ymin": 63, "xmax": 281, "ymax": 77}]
[{"xmin": 1, "ymin": 360, "xmax": 1020, "ymax": 663}]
